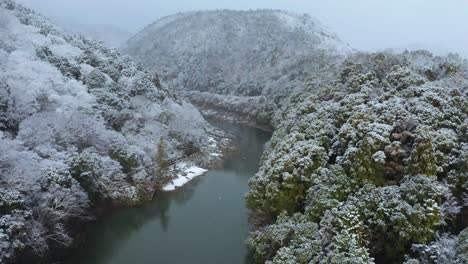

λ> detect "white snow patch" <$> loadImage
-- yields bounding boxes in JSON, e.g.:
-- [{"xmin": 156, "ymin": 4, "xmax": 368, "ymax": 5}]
[
  {"xmin": 80, "ymin": 63, "xmax": 94, "ymax": 75},
  {"xmin": 208, "ymin": 137, "xmax": 217, "ymax": 147},
  {"xmin": 162, "ymin": 164, "xmax": 208, "ymax": 191},
  {"xmin": 49, "ymin": 44, "xmax": 83, "ymax": 58}
]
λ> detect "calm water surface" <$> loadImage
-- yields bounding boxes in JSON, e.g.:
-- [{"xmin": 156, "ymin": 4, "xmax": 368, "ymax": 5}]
[{"xmin": 70, "ymin": 121, "xmax": 271, "ymax": 264}]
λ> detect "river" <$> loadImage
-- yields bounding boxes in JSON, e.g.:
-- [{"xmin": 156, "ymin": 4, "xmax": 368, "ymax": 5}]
[{"xmin": 69, "ymin": 121, "xmax": 271, "ymax": 264}]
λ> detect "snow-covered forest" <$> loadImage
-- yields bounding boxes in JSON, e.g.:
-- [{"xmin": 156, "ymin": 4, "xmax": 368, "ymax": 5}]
[
  {"xmin": 123, "ymin": 10, "xmax": 351, "ymax": 128},
  {"xmin": 123, "ymin": 10, "xmax": 351, "ymax": 97},
  {"xmin": 125, "ymin": 9, "xmax": 468, "ymax": 264},
  {"xmin": 0, "ymin": 1, "xmax": 223, "ymax": 262},
  {"xmin": 1, "ymin": 0, "xmax": 467, "ymax": 263},
  {"xmin": 245, "ymin": 51, "xmax": 468, "ymax": 263}
]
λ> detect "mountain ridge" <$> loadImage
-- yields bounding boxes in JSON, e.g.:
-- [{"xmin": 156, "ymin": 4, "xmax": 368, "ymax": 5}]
[{"xmin": 123, "ymin": 9, "xmax": 351, "ymax": 96}]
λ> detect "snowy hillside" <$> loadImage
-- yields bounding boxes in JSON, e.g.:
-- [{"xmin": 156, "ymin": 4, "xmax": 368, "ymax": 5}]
[
  {"xmin": 122, "ymin": 10, "xmax": 352, "ymax": 129},
  {"xmin": 123, "ymin": 10, "xmax": 351, "ymax": 97},
  {"xmin": 0, "ymin": 0, "xmax": 217, "ymax": 262},
  {"xmin": 246, "ymin": 51, "xmax": 468, "ymax": 263}
]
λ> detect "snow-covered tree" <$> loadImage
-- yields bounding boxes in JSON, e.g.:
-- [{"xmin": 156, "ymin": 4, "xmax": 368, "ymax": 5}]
[
  {"xmin": 245, "ymin": 50, "xmax": 467, "ymax": 263},
  {"xmin": 0, "ymin": 0, "xmax": 217, "ymax": 262}
]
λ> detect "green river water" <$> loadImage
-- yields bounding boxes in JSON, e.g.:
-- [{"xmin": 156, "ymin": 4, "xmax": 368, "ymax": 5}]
[{"xmin": 70, "ymin": 121, "xmax": 271, "ymax": 264}]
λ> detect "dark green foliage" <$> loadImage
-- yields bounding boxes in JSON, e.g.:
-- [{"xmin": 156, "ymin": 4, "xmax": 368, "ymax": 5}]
[
  {"xmin": 36, "ymin": 46, "xmax": 81, "ymax": 80},
  {"xmin": 109, "ymin": 145, "xmax": 140, "ymax": 174},
  {"xmin": 40, "ymin": 167, "xmax": 75, "ymax": 189},
  {"xmin": 347, "ymin": 137, "xmax": 386, "ymax": 185},
  {"xmin": 70, "ymin": 151, "xmax": 102, "ymax": 201},
  {"xmin": 247, "ymin": 51, "xmax": 467, "ymax": 263},
  {"xmin": 305, "ymin": 166, "xmax": 356, "ymax": 221},
  {"xmin": 407, "ymin": 135, "xmax": 437, "ymax": 176},
  {"xmin": 247, "ymin": 213, "xmax": 321, "ymax": 263},
  {"xmin": 155, "ymin": 138, "xmax": 169, "ymax": 176},
  {"xmin": 0, "ymin": 188, "xmax": 24, "ymax": 215}
]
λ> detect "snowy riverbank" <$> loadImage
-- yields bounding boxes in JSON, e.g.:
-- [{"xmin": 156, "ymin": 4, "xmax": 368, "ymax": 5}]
[{"xmin": 162, "ymin": 164, "xmax": 208, "ymax": 191}]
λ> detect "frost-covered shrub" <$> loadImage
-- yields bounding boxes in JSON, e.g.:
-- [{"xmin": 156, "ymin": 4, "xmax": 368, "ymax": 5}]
[
  {"xmin": 317, "ymin": 230, "xmax": 374, "ymax": 264},
  {"xmin": 0, "ymin": 213, "xmax": 28, "ymax": 262},
  {"xmin": 447, "ymin": 170, "xmax": 468, "ymax": 208},
  {"xmin": 70, "ymin": 148, "xmax": 139, "ymax": 204},
  {"xmin": 35, "ymin": 170, "xmax": 90, "ymax": 250},
  {"xmin": 246, "ymin": 137, "xmax": 328, "ymax": 219},
  {"xmin": 70, "ymin": 150, "xmax": 109, "ymax": 202},
  {"xmin": 0, "ymin": 188, "xmax": 30, "ymax": 262},
  {"xmin": 456, "ymin": 228, "xmax": 468, "ymax": 263},
  {"xmin": 0, "ymin": 189, "xmax": 24, "ymax": 215},
  {"xmin": 247, "ymin": 211, "xmax": 375, "ymax": 264},
  {"xmin": 35, "ymin": 46, "xmax": 82, "ymax": 80},
  {"xmin": 407, "ymin": 133, "xmax": 438, "ymax": 176},
  {"xmin": 304, "ymin": 165, "xmax": 355, "ymax": 221},
  {"xmin": 385, "ymin": 66, "xmax": 426, "ymax": 90},
  {"xmin": 247, "ymin": 213, "xmax": 321, "ymax": 263},
  {"xmin": 40, "ymin": 166, "xmax": 78, "ymax": 190},
  {"xmin": 409, "ymin": 234, "xmax": 459, "ymax": 264},
  {"xmin": 318, "ymin": 176, "xmax": 447, "ymax": 262},
  {"xmin": 108, "ymin": 145, "xmax": 141, "ymax": 174}
]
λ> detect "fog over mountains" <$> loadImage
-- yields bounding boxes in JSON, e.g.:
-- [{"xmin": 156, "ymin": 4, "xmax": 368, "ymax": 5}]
[
  {"xmin": 15, "ymin": 0, "xmax": 468, "ymax": 58},
  {"xmin": 50, "ymin": 17, "xmax": 132, "ymax": 48}
]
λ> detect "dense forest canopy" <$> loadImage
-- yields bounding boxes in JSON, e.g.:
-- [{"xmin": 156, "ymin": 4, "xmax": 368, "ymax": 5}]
[{"xmin": 245, "ymin": 51, "xmax": 468, "ymax": 263}]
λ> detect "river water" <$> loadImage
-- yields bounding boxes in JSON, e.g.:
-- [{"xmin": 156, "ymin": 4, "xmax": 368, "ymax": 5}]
[{"xmin": 70, "ymin": 121, "xmax": 271, "ymax": 264}]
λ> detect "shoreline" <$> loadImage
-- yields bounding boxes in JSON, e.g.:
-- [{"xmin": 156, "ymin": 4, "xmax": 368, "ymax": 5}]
[{"xmin": 162, "ymin": 164, "xmax": 208, "ymax": 191}]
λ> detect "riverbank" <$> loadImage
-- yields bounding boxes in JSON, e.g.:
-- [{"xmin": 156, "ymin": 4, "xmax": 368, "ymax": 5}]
[
  {"xmin": 66, "ymin": 120, "xmax": 272, "ymax": 264},
  {"xmin": 162, "ymin": 164, "xmax": 208, "ymax": 191}
]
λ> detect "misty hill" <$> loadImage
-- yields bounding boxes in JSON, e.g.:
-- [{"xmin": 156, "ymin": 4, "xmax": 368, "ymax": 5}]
[
  {"xmin": 0, "ymin": 0, "xmax": 217, "ymax": 262},
  {"xmin": 123, "ymin": 10, "xmax": 351, "ymax": 127},
  {"xmin": 123, "ymin": 10, "xmax": 351, "ymax": 97}
]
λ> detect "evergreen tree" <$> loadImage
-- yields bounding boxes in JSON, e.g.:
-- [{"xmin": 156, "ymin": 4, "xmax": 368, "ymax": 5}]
[
  {"xmin": 156, "ymin": 138, "xmax": 169, "ymax": 175},
  {"xmin": 407, "ymin": 135, "xmax": 437, "ymax": 176}
]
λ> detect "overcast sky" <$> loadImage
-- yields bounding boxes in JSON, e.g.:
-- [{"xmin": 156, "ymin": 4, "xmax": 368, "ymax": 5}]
[{"xmin": 15, "ymin": 0, "xmax": 468, "ymax": 57}]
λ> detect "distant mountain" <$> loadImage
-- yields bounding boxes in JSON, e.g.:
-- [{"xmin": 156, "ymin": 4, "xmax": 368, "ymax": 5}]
[
  {"xmin": 123, "ymin": 10, "xmax": 351, "ymax": 97},
  {"xmin": 123, "ymin": 10, "xmax": 352, "ymax": 127},
  {"xmin": 51, "ymin": 17, "xmax": 132, "ymax": 48}
]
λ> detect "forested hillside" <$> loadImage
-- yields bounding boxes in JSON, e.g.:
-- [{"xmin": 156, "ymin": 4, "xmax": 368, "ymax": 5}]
[
  {"xmin": 246, "ymin": 51, "xmax": 468, "ymax": 263},
  {"xmin": 0, "ymin": 0, "xmax": 217, "ymax": 262},
  {"xmin": 125, "ymin": 9, "xmax": 468, "ymax": 264},
  {"xmin": 123, "ymin": 10, "xmax": 351, "ymax": 127}
]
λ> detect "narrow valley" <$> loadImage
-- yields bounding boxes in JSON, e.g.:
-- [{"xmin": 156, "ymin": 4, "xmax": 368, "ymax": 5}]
[{"xmin": 69, "ymin": 121, "xmax": 271, "ymax": 264}]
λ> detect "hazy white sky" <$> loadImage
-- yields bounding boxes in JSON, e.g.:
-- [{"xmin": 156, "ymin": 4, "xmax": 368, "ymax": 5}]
[{"xmin": 16, "ymin": 0, "xmax": 468, "ymax": 57}]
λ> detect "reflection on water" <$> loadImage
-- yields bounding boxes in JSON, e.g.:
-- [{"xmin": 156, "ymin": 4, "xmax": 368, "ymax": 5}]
[{"xmin": 70, "ymin": 121, "xmax": 271, "ymax": 264}]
